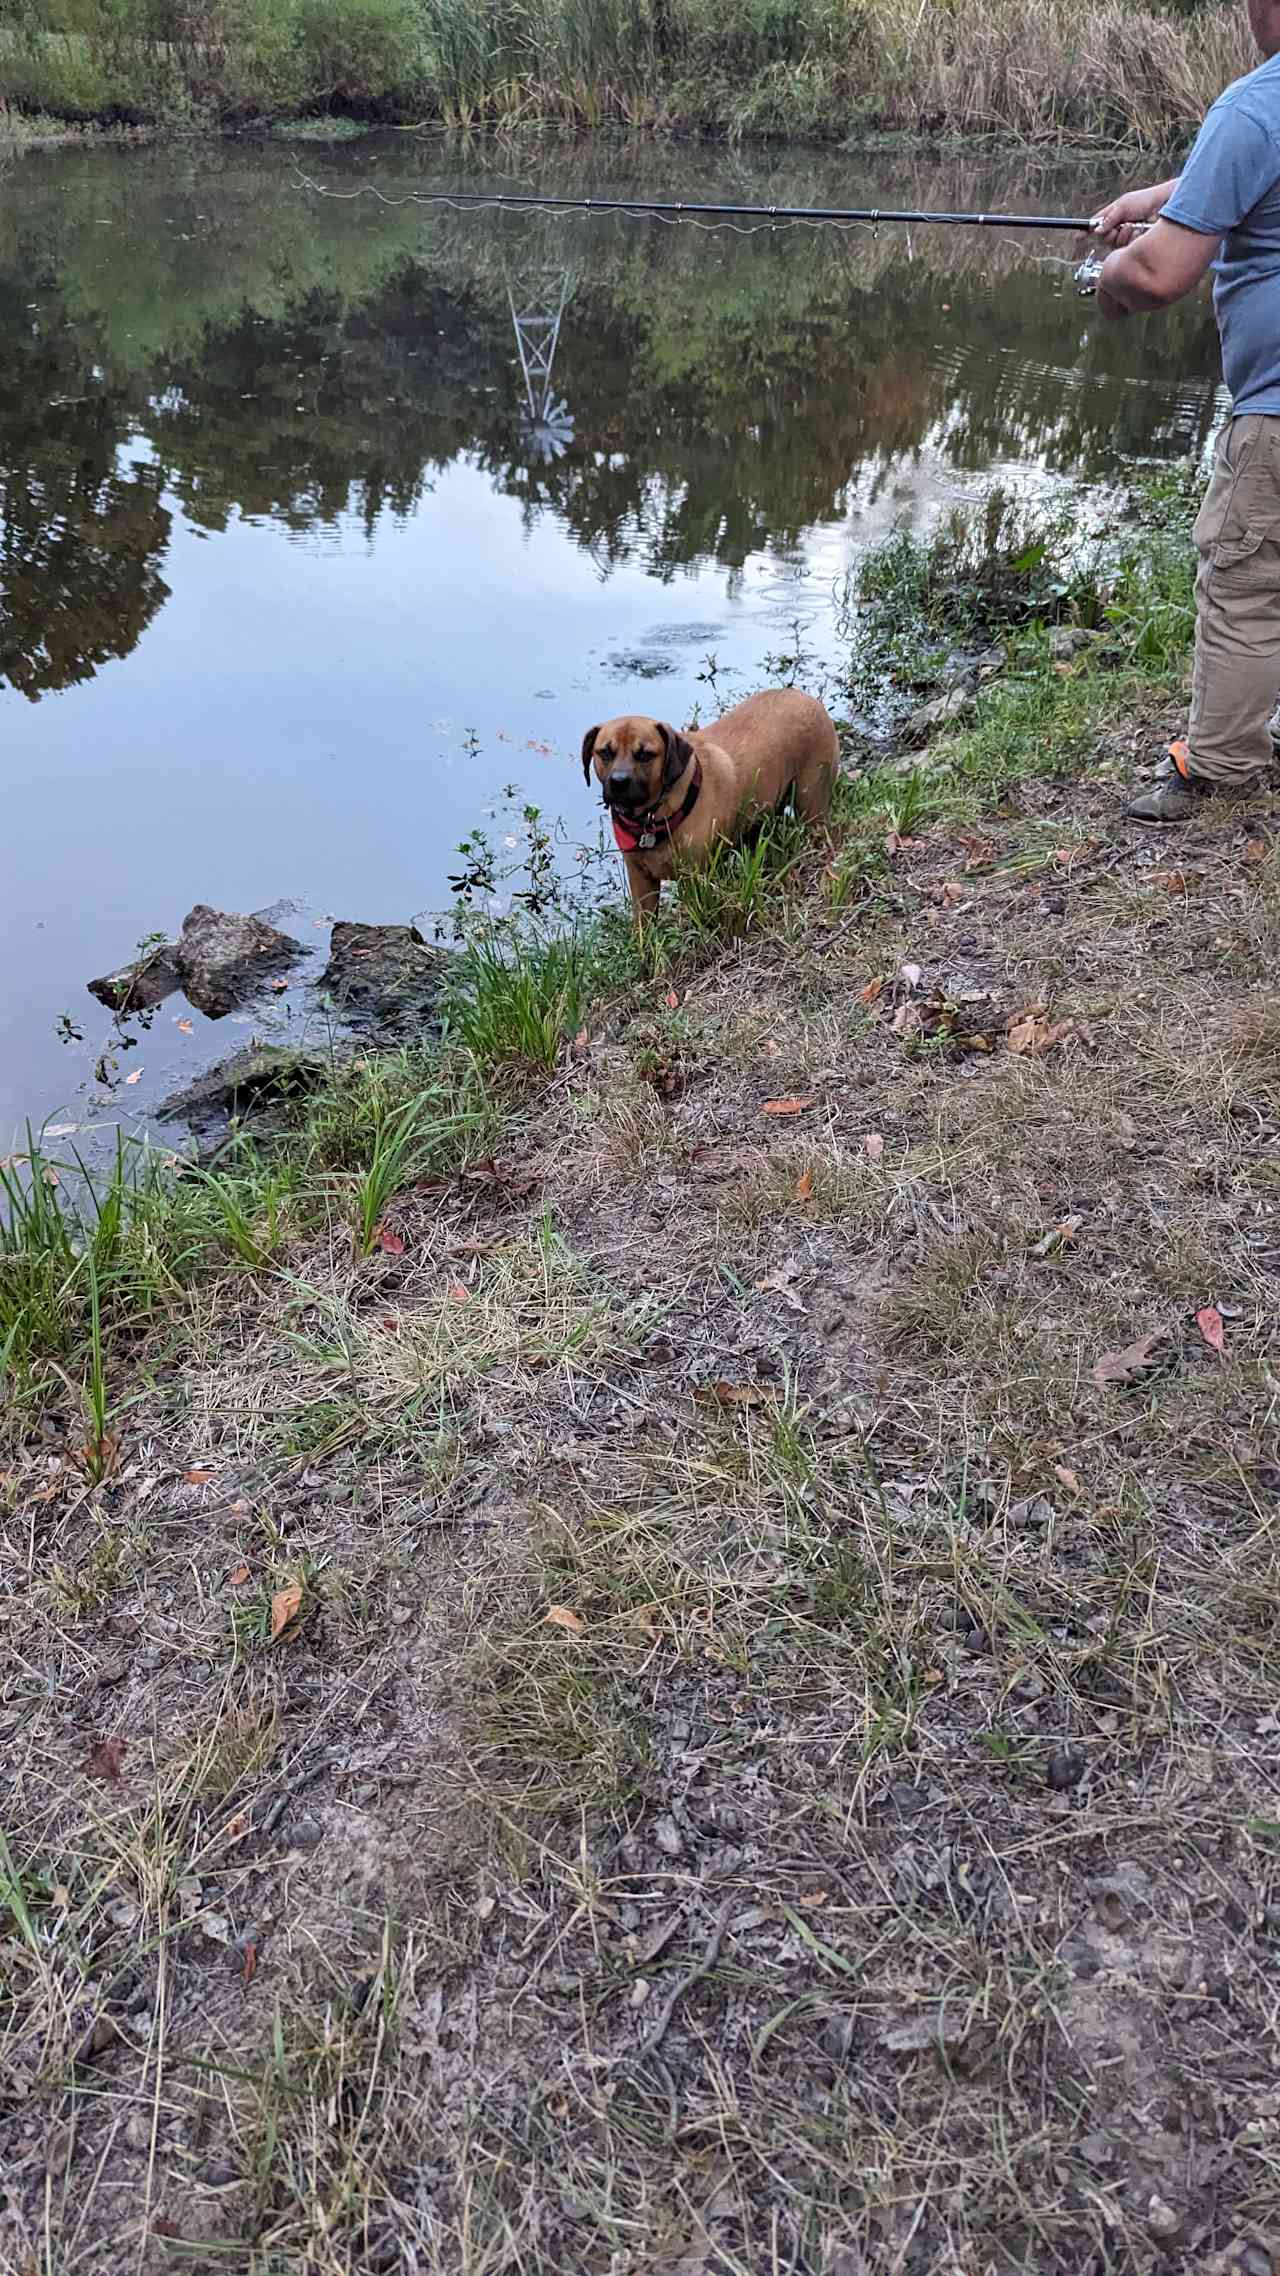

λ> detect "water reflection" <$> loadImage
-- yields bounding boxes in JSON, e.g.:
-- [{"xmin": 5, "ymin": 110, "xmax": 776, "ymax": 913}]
[{"xmin": 0, "ymin": 138, "xmax": 1221, "ymax": 705}]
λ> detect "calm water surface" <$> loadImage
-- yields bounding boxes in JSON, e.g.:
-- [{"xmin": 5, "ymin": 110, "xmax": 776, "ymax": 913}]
[{"xmin": 1, "ymin": 134, "xmax": 1222, "ymax": 1148}]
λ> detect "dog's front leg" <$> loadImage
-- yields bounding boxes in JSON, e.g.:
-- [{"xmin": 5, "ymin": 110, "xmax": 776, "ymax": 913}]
[{"xmin": 625, "ymin": 856, "xmax": 661, "ymax": 930}]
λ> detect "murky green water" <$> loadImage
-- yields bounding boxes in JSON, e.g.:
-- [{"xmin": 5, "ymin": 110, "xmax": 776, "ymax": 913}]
[{"xmin": 1, "ymin": 134, "xmax": 1221, "ymax": 1146}]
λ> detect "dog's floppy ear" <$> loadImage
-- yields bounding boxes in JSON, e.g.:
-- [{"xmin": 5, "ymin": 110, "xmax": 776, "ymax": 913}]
[
  {"xmin": 580, "ymin": 725, "xmax": 600, "ymax": 785},
  {"xmin": 657, "ymin": 722, "xmax": 695, "ymax": 789}
]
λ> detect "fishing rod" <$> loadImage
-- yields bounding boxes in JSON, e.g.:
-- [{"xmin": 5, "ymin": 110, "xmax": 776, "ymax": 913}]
[{"xmin": 300, "ymin": 175, "xmax": 1096, "ymax": 232}]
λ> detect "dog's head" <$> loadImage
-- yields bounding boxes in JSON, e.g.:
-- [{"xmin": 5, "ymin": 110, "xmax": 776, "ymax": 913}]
[{"xmin": 580, "ymin": 715, "xmax": 695, "ymax": 818}]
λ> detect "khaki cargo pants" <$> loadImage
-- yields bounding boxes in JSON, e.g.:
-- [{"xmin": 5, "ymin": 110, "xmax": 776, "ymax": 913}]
[{"xmin": 1188, "ymin": 412, "xmax": 1280, "ymax": 785}]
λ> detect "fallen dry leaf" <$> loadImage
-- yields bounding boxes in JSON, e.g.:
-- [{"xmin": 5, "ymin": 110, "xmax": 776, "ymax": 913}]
[
  {"xmin": 229, "ymin": 1497, "xmax": 250, "ymax": 1517},
  {"xmin": 183, "ymin": 1467, "xmax": 216, "ymax": 1486},
  {"xmin": 793, "ymin": 1168, "xmax": 815, "ymax": 1202},
  {"xmin": 571, "ymin": 1027, "xmax": 590, "ymax": 1058},
  {"xmin": 223, "ymin": 1811, "xmax": 250, "ymax": 1843},
  {"xmin": 544, "ymin": 1605, "xmax": 585, "ymax": 1635},
  {"xmin": 859, "ymin": 976, "xmax": 884, "ymax": 1006},
  {"xmin": 228, "ymin": 1563, "xmax": 250, "ymax": 1587},
  {"xmin": 1007, "ymin": 1006, "xmax": 1075, "ymax": 1057},
  {"xmin": 891, "ymin": 1002, "xmax": 921, "ymax": 1038},
  {"xmin": 708, "ymin": 1381, "xmax": 776, "ymax": 1408},
  {"xmin": 270, "ymin": 1583, "xmax": 303, "ymax": 1640},
  {"xmin": 1195, "ymin": 1305, "xmax": 1227, "ymax": 1358},
  {"xmin": 1093, "ymin": 1329, "xmax": 1171, "ymax": 1391},
  {"xmin": 1053, "ymin": 1464, "xmax": 1082, "ymax": 1497},
  {"xmin": 1244, "ymin": 835, "xmax": 1269, "ymax": 865},
  {"xmin": 124, "ymin": 1068, "xmax": 143, "ymax": 1086},
  {"xmin": 447, "ymin": 1280, "xmax": 470, "ymax": 1305},
  {"xmin": 87, "ymin": 1736, "xmax": 127, "ymax": 1784},
  {"xmin": 899, "ymin": 962, "xmax": 923, "ymax": 990},
  {"xmin": 663, "ymin": 989, "xmax": 680, "ymax": 1010},
  {"xmin": 798, "ymin": 1888, "xmax": 829, "ymax": 1908},
  {"xmin": 373, "ymin": 1224, "xmax": 406, "ymax": 1256},
  {"xmin": 863, "ymin": 1133, "xmax": 885, "ymax": 1162},
  {"xmin": 761, "ymin": 1097, "xmax": 815, "ymax": 1116},
  {"xmin": 176, "ymin": 1017, "xmax": 194, "ymax": 1034},
  {"xmin": 940, "ymin": 880, "xmax": 967, "ymax": 906},
  {"xmin": 242, "ymin": 1940, "xmax": 258, "ymax": 1984}
]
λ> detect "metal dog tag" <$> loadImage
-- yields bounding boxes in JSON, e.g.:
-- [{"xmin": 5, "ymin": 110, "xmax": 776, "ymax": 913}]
[{"xmin": 638, "ymin": 831, "xmax": 657, "ymax": 849}]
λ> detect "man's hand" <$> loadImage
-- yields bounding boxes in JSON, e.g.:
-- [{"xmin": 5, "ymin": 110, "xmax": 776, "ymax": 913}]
[{"xmin": 1091, "ymin": 178, "xmax": 1181, "ymax": 246}]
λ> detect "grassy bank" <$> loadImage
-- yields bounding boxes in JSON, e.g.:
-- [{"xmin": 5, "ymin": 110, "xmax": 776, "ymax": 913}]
[
  {"xmin": 0, "ymin": 0, "xmax": 1255, "ymax": 145},
  {"xmin": 5, "ymin": 473, "xmax": 1280, "ymax": 2272}
]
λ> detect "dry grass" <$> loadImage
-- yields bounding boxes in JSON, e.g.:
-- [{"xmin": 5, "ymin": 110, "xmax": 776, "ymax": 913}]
[{"xmin": 6, "ymin": 686, "xmax": 1280, "ymax": 2271}]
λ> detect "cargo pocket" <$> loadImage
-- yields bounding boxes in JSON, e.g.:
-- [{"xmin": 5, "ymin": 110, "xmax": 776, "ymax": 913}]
[{"xmin": 1210, "ymin": 529, "xmax": 1266, "ymax": 570}]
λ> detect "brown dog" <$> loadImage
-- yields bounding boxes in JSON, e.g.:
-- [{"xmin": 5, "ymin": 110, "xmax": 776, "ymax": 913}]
[{"xmin": 582, "ymin": 688, "xmax": 838, "ymax": 922}]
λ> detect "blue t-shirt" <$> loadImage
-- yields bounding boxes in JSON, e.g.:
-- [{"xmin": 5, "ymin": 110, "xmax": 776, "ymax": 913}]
[{"xmin": 1164, "ymin": 50, "xmax": 1280, "ymax": 416}]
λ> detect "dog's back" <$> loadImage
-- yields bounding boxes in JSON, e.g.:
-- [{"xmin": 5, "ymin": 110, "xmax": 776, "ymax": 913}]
[{"xmin": 703, "ymin": 688, "xmax": 837, "ymax": 768}]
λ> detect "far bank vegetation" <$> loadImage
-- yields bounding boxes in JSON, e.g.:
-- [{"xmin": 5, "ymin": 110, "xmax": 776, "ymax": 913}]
[{"xmin": 0, "ymin": 0, "xmax": 1257, "ymax": 146}]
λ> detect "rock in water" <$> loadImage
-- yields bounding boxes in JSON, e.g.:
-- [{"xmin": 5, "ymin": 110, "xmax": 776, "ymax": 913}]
[
  {"xmin": 88, "ymin": 945, "xmax": 183, "ymax": 1013},
  {"xmin": 904, "ymin": 687, "xmax": 974, "ymax": 744},
  {"xmin": 157, "ymin": 1045, "xmax": 328, "ymax": 1150},
  {"xmin": 319, "ymin": 922, "xmax": 450, "ymax": 1039},
  {"xmin": 175, "ymin": 905, "xmax": 305, "ymax": 1019}
]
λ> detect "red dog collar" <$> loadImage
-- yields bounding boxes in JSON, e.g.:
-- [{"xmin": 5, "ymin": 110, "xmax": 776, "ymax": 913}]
[{"xmin": 611, "ymin": 758, "xmax": 702, "ymax": 854}]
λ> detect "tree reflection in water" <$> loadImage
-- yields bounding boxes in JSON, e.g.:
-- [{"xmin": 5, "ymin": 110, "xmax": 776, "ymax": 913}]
[{"xmin": 0, "ymin": 141, "xmax": 1222, "ymax": 701}]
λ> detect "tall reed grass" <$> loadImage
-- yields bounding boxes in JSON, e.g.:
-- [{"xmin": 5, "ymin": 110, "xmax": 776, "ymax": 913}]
[{"xmin": 0, "ymin": 0, "xmax": 1256, "ymax": 143}]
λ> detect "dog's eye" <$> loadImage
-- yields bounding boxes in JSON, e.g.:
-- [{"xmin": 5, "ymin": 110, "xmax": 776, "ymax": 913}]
[
  {"xmin": 634, "ymin": 746, "xmax": 650, "ymax": 761},
  {"xmin": 600, "ymin": 745, "xmax": 616, "ymax": 761}
]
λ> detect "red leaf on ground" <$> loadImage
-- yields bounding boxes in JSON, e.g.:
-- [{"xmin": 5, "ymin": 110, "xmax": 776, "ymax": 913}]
[
  {"xmin": 228, "ymin": 1563, "xmax": 250, "ymax": 1587},
  {"xmin": 708, "ymin": 1381, "xmax": 777, "ymax": 1408},
  {"xmin": 793, "ymin": 1169, "xmax": 814, "ymax": 1202},
  {"xmin": 663, "ymin": 989, "xmax": 680, "ymax": 1010},
  {"xmin": 373, "ymin": 1224, "xmax": 406, "ymax": 1256},
  {"xmin": 544, "ymin": 1605, "xmax": 585, "ymax": 1634},
  {"xmin": 760, "ymin": 1098, "xmax": 815, "ymax": 1116},
  {"xmin": 242, "ymin": 1940, "xmax": 258, "ymax": 1984},
  {"xmin": 859, "ymin": 977, "xmax": 884, "ymax": 1005},
  {"xmin": 1195, "ymin": 1305, "xmax": 1226, "ymax": 1357},
  {"xmin": 447, "ymin": 1281, "xmax": 470, "ymax": 1305},
  {"xmin": 270, "ymin": 1583, "xmax": 303, "ymax": 1640},
  {"xmin": 87, "ymin": 1736, "xmax": 127, "ymax": 1783},
  {"xmin": 183, "ymin": 1467, "xmax": 216, "ymax": 1485}
]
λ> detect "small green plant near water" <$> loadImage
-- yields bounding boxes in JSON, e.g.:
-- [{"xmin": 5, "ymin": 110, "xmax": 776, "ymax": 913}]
[
  {"xmin": 445, "ymin": 930, "xmax": 594, "ymax": 1069},
  {"xmin": 353, "ymin": 1093, "xmax": 471, "ymax": 1257},
  {"xmin": 670, "ymin": 806, "xmax": 810, "ymax": 943}
]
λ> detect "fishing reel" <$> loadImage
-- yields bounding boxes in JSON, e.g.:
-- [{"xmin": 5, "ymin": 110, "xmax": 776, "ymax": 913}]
[{"xmin": 1074, "ymin": 250, "xmax": 1105, "ymax": 297}]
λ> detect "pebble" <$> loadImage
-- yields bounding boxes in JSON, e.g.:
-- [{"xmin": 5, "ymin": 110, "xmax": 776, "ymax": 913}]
[
  {"xmin": 1147, "ymin": 2194, "xmax": 1183, "ymax": 2241},
  {"xmin": 1046, "ymin": 1747, "xmax": 1086, "ymax": 1792},
  {"xmin": 630, "ymin": 1978, "xmax": 651, "ymax": 2010},
  {"xmin": 653, "ymin": 1815, "xmax": 683, "ymax": 1858}
]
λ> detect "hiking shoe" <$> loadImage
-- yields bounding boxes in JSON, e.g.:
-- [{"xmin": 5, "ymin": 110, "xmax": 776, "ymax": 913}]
[
  {"xmin": 1126, "ymin": 741, "xmax": 1252, "ymax": 823},
  {"xmin": 1125, "ymin": 765, "xmax": 1214, "ymax": 822}
]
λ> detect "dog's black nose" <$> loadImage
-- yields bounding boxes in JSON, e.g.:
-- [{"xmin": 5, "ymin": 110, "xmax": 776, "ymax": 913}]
[{"xmin": 608, "ymin": 769, "xmax": 637, "ymax": 805}]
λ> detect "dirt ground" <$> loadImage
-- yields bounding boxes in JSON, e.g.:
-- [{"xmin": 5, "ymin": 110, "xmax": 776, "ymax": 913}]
[{"xmin": 3, "ymin": 714, "xmax": 1280, "ymax": 2275}]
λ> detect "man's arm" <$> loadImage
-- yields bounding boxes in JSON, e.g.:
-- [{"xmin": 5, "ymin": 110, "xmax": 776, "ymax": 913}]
[{"xmin": 1097, "ymin": 216, "xmax": 1220, "ymax": 319}]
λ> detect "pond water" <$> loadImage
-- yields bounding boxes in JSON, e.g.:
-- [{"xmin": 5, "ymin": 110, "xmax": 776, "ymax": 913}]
[{"xmin": 1, "ymin": 132, "xmax": 1222, "ymax": 1151}]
